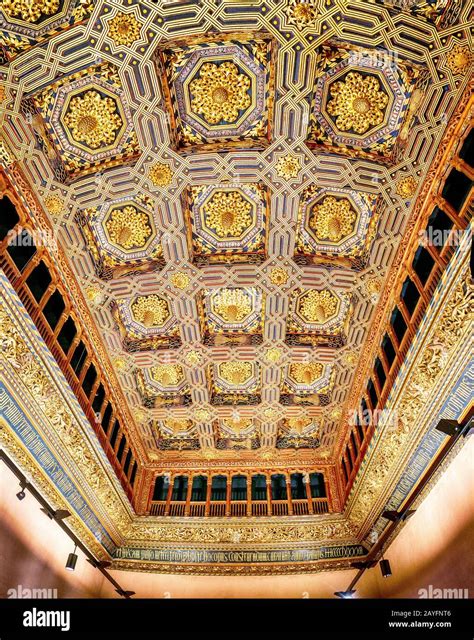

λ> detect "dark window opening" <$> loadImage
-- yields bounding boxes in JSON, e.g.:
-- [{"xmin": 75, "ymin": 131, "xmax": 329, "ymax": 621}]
[
  {"xmin": 391, "ymin": 306, "xmax": 407, "ymax": 344},
  {"xmin": 92, "ymin": 384, "xmax": 105, "ymax": 413},
  {"xmin": 361, "ymin": 398, "xmax": 369, "ymax": 426},
  {"xmin": 412, "ymin": 246, "xmax": 435, "ymax": 286},
  {"xmin": 130, "ymin": 462, "xmax": 138, "ymax": 487},
  {"xmin": 210, "ymin": 476, "xmax": 227, "ymax": 501},
  {"xmin": 346, "ymin": 447, "xmax": 353, "ymax": 472},
  {"xmin": 109, "ymin": 420, "xmax": 120, "ymax": 448},
  {"xmin": 350, "ymin": 431, "xmax": 358, "ymax": 457},
  {"xmin": 442, "ymin": 167, "xmax": 472, "ymax": 211},
  {"xmin": 356, "ymin": 422, "xmax": 365, "ymax": 446},
  {"xmin": 116, "ymin": 435, "xmax": 126, "ymax": 461},
  {"xmin": 401, "ymin": 277, "xmax": 421, "ymax": 317},
  {"xmin": 25, "ymin": 261, "xmax": 52, "ymax": 303},
  {"xmin": 172, "ymin": 476, "xmax": 188, "ymax": 501},
  {"xmin": 251, "ymin": 475, "xmax": 267, "ymax": 500},
  {"xmin": 7, "ymin": 230, "xmax": 36, "ymax": 271},
  {"xmin": 0, "ymin": 197, "xmax": 20, "ymax": 241},
  {"xmin": 231, "ymin": 475, "xmax": 247, "ymax": 500},
  {"xmin": 271, "ymin": 474, "xmax": 287, "ymax": 500},
  {"xmin": 426, "ymin": 207, "xmax": 454, "ymax": 253},
  {"xmin": 310, "ymin": 472, "xmax": 326, "ymax": 498},
  {"xmin": 101, "ymin": 403, "xmax": 112, "ymax": 433},
  {"xmin": 459, "ymin": 128, "xmax": 473, "ymax": 166},
  {"xmin": 341, "ymin": 459, "xmax": 348, "ymax": 485},
  {"xmin": 70, "ymin": 341, "xmax": 87, "ymax": 375},
  {"xmin": 42, "ymin": 290, "xmax": 65, "ymax": 330},
  {"xmin": 191, "ymin": 476, "xmax": 207, "ymax": 501},
  {"xmin": 123, "ymin": 449, "xmax": 132, "ymax": 476},
  {"xmin": 290, "ymin": 473, "xmax": 306, "ymax": 500},
  {"xmin": 57, "ymin": 317, "xmax": 77, "ymax": 354},
  {"xmin": 81, "ymin": 364, "xmax": 97, "ymax": 398},
  {"xmin": 382, "ymin": 333, "xmax": 396, "ymax": 368},
  {"xmin": 367, "ymin": 378, "xmax": 378, "ymax": 409},
  {"xmin": 374, "ymin": 356, "xmax": 386, "ymax": 389},
  {"xmin": 153, "ymin": 475, "xmax": 168, "ymax": 501}
]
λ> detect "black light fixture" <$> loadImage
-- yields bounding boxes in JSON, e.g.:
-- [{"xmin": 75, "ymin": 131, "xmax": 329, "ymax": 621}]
[
  {"xmin": 65, "ymin": 545, "xmax": 78, "ymax": 572},
  {"xmin": 334, "ymin": 589, "xmax": 356, "ymax": 599},
  {"xmin": 380, "ymin": 557, "xmax": 392, "ymax": 578},
  {"xmin": 16, "ymin": 482, "xmax": 27, "ymax": 501}
]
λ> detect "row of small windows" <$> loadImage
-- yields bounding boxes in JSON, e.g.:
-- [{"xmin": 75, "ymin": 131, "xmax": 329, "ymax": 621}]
[
  {"xmin": 0, "ymin": 196, "xmax": 138, "ymax": 490},
  {"xmin": 152, "ymin": 473, "xmax": 327, "ymax": 502},
  {"xmin": 341, "ymin": 130, "xmax": 472, "ymax": 488}
]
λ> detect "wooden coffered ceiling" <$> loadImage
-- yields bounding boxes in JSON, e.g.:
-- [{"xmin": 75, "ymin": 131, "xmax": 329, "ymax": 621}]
[{"xmin": 0, "ymin": 0, "xmax": 472, "ymax": 471}]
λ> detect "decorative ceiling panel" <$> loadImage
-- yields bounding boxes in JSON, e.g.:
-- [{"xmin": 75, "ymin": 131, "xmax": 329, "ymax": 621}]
[
  {"xmin": 155, "ymin": 32, "xmax": 275, "ymax": 153},
  {"xmin": 0, "ymin": 0, "xmax": 471, "ymax": 467}
]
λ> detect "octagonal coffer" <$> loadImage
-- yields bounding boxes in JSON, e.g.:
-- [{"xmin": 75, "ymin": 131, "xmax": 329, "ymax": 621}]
[
  {"xmin": 183, "ymin": 182, "xmax": 269, "ymax": 265},
  {"xmin": 154, "ymin": 32, "xmax": 275, "ymax": 153}
]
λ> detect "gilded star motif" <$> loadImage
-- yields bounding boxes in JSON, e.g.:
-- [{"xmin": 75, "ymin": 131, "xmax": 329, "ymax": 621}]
[
  {"xmin": 396, "ymin": 176, "xmax": 417, "ymax": 198},
  {"xmin": 44, "ymin": 194, "xmax": 64, "ymax": 215},
  {"xmin": 63, "ymin": 90, "xmax": 123, "ymax": 150},
  {"xmin": 269, "ymin": 267, "xmax": 289, "ymax": 286},
  {"xmin": 447, "ymin": 44, "xmax": 472, "ymax": 75},
  {"xmin": 285, "ymin": 0, "xmax": 318, "ymax": 29},
  {"xmin": 189, "ymin": 61, "xmax": 251, "ymax": 126},
  {"xmin": 171, "ymin": 272, "xmax": 190, "ymax": 290},
  {"xmin": 327, "ymin": 72, "xmax": 389, "ymax": 134},
  {"xmin": 275, "ymin": 154, "xmax": 301, "ymax": 179},
  {"xmin": 148, "ymin": 162, "xmax": 173, "ymax": 186},
  {"xmin": 107, "ymin": 12, "xmax": 141, "ymax": 46}
]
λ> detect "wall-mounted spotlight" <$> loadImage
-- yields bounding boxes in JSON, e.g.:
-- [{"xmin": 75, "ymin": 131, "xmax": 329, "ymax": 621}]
[
  {"xmin": 334, "ymin": 590, "xmax": 356, "ymax": 599},
  {"xmin": 65, "ymin": 545, "xmax": 78, "ymax": 572},
  {"xmin": 16, "ymin": 482, "xmax": 27, "ymax": 501},
  {"xmin": 380, "ymin": 558, "xmax": 392, "ymax": 578}
]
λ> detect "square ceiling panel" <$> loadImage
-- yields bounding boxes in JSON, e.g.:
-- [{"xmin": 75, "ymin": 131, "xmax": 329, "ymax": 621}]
[
  {"xmin": 210, "ymin": 360, "xmax": 261, "ymax": 406},
  {"xmin": 286, "ymin": 288, "xmax": 352, "ymax": 348},
  {"xmin": 151, "ymin": 419, "xmax": 199, "ymax": 451},
  {"xmin": 215, "ymin": 418, "xmax": 260, "ymax": 450},
  {"xmin": 276, "ymin": 417, "xmax": 321, "ymax": 450},
  {"xmin": 113, "ymin": 294, "xmax": 181, "ymax": 352},
  {"xmin": 24, "ymin": 63, "xmax": 139, "ymax": 182},
  {"xmin": 280, "ymin": 362, "xmax": 334, "ymax": 407},
  {"xmin": 306, "ymin": 42, "xmax": 426, "ymax": 164},
  {"xmin": 155, "ymin": 32, "xmax": 275, "ymax": 153},
  {"xmin": 199, "ymin": 286, "xmax": 265, "ymax": 346},
  {"xmin": 137, "ymin": 364, "xmax": 191, "ymax": 408},
  {"xmin": 294, "ymin": 185, "xmax": 380, "ymax": 270},
  {"xmin": 76, "ymin": 194, "xmax": 164, "ymax": 280},
  {"xmin": 183, "ymin": 182, "xmax": 269, "ymax": 265}
]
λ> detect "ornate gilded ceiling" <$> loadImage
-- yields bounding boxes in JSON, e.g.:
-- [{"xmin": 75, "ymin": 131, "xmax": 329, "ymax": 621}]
[{"xmin": 0, "ymin": 0, "xmax": 471, "ymax": 472}]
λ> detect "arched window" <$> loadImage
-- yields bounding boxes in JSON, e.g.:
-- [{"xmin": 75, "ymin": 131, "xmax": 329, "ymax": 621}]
[
  {"xmin": 271, "ymin": 474, "xmax": 287, "ymax": 500},
  {"xmin": 210, "ymin": 475, "xmax": 226, "ymax": 501},
  {"xmin": 310, "ymin": 472, "xmax": 326, "ymax": 498},
  {"xmin": 191, "ymin": 475, "xmax": 207, "ymax": 501},
  {"xmin": 152, "ymin": 475, "xmax": 168, "ymax": 501},
  {"xmin": 231, "ymin": 475, "xmax": 247, "ymax": 500},
  {"xmin": 290, "ymin": 473, "xmax": 306, "ymax": 499},
  {"xmin": 251, "ymin": 475, "xmax": 267, "ymax": 500},
  {"xmin": 171, "ymin": 475, "xmax": 188, "ymax": 501}
]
